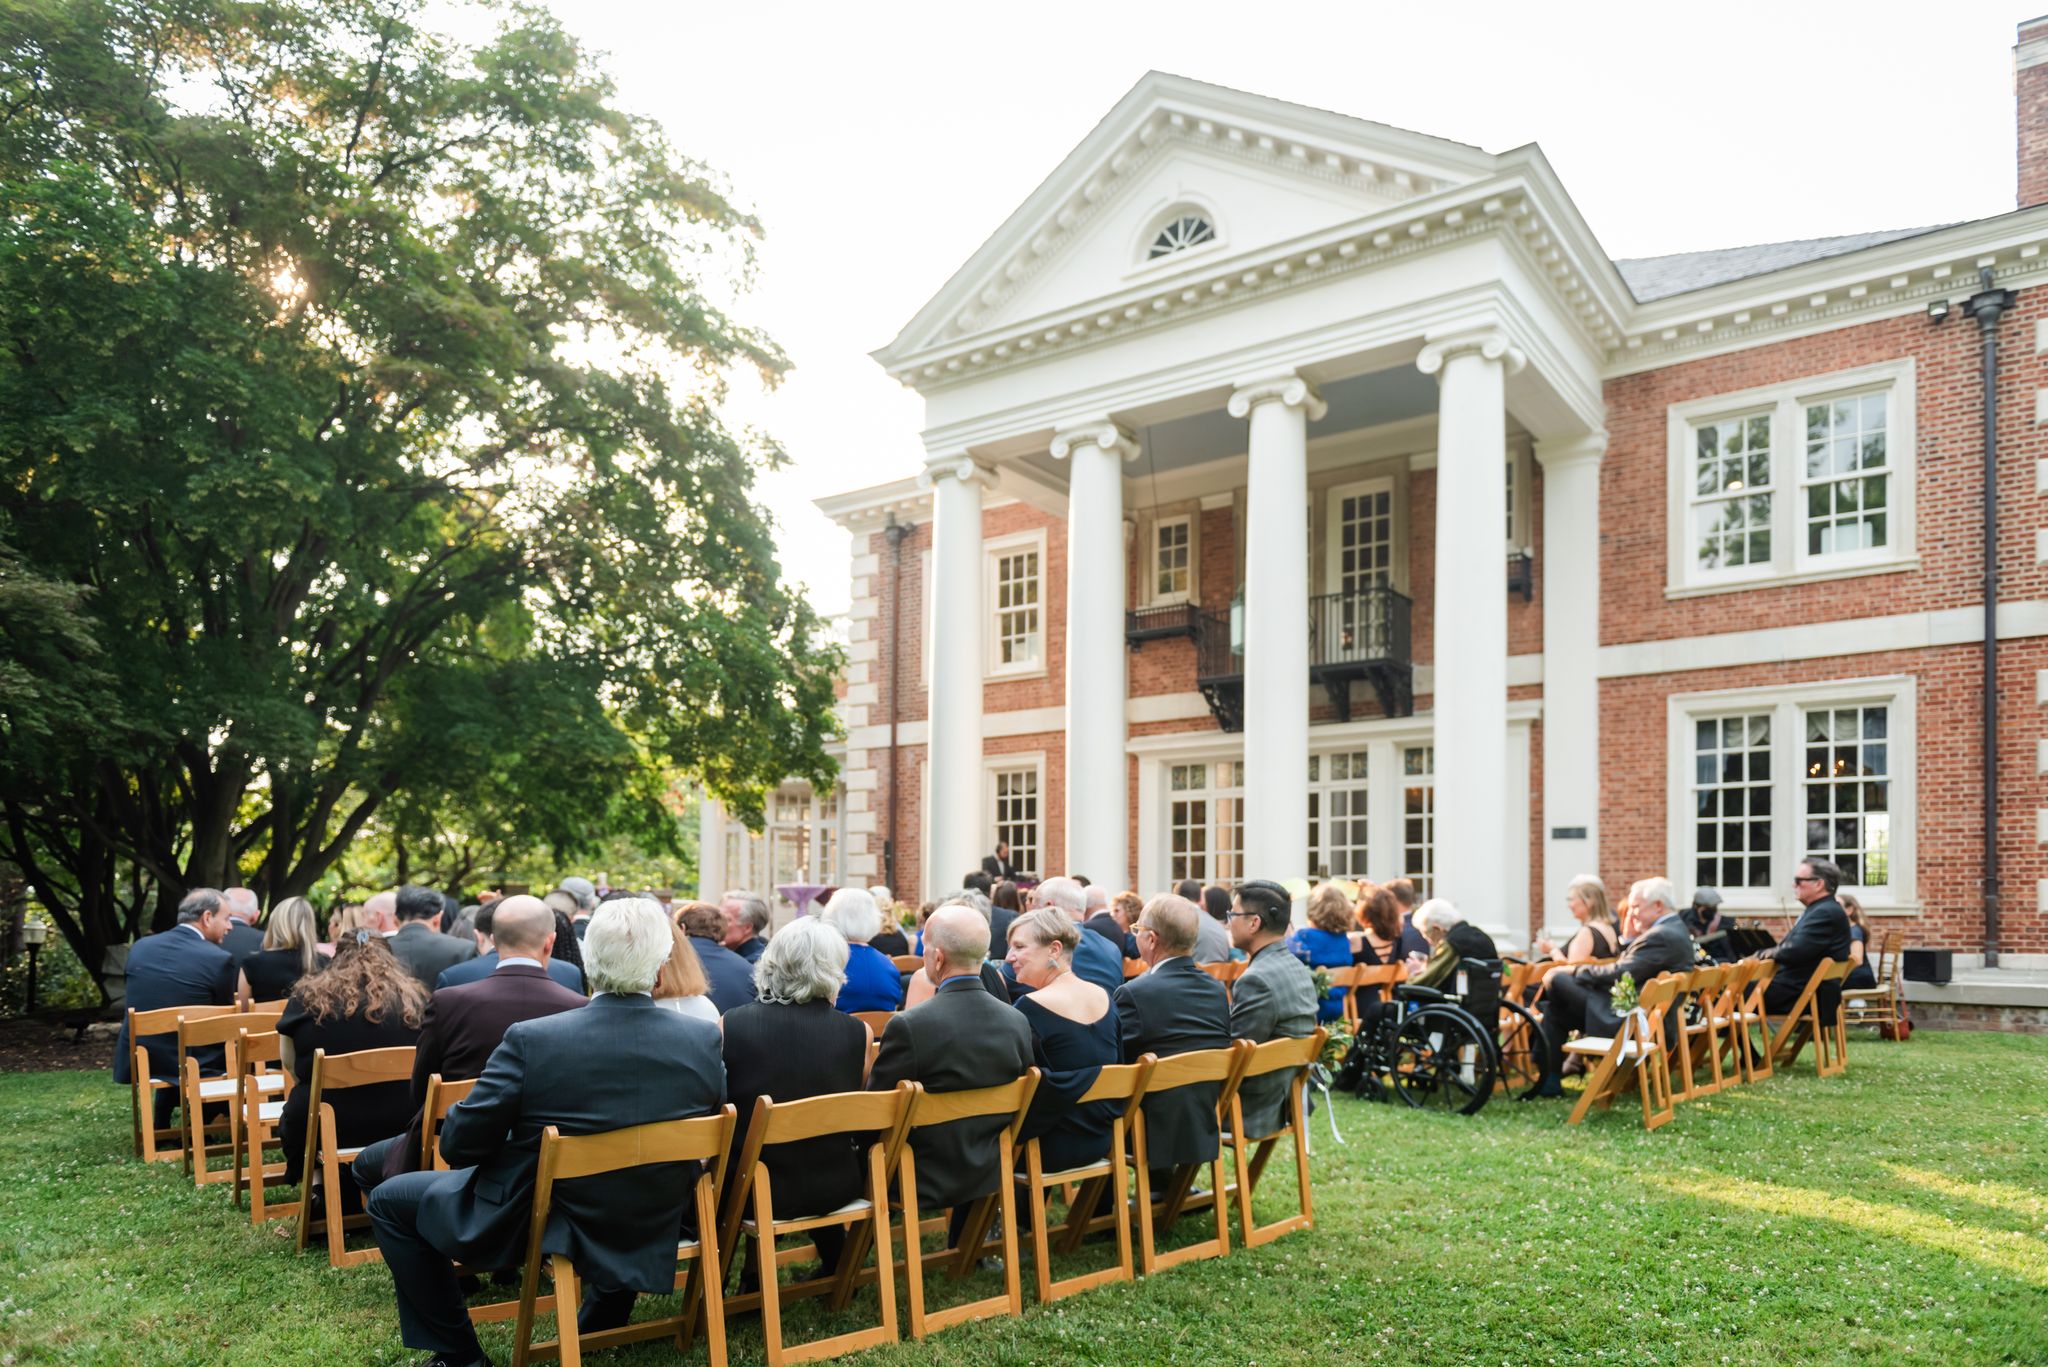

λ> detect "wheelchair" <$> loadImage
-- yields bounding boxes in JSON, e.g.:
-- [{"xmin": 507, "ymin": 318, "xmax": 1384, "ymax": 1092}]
[{"xmin": 1332, "ymin": 958, "xmax": 1552, "ymax": 1115}]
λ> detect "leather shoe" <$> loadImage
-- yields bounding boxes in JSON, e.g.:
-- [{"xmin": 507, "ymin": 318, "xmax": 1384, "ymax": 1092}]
[
  {"xmin": 1519, "ymin": 1080, "xmax": 1564, "ymax": 1100},
  {"xmin": 415, "ymin": 1354, "xmax": 491, "ymax": 1367}
]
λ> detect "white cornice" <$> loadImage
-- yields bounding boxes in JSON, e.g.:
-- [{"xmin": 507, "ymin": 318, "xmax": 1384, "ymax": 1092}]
[{"xmin": 814, "ymin": 477, "xmax": 931, "ymax": 531}]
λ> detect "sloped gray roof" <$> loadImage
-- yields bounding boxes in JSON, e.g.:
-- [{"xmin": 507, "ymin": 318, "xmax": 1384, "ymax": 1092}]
[{"xmin": 1613, "ymin": 226, "xmax": 1953, "ymax": 302}]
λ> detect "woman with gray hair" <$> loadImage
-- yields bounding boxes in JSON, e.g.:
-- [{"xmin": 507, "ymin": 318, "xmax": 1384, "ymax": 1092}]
[
  {"xmin": 720, "ymin": 917, "xmax": 871, "ymax": 1282},
  {"xmin": 823, "ymin": 887, "xmax": 901, "ymax": 1013}
]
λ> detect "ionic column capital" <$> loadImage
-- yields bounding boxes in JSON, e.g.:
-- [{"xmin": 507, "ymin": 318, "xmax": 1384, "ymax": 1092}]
[
  {"xmin": 1417, "ymin": 328, "xmax": 1527, "ymax": 378},
  {"xmin": 1227, "ymin": 372, "xmax": 1327, "ymax": 422},
  {"xmin": 1533, "ymin": 431, "xmax": 1608, "ymax": 472},
  {"xmin": 918, "ymin": 455, "xmax": 999, "ymax": 490},
  {"xmin": 1048, "ymin": 420, "xmax": 1138, "ymax": 463}
]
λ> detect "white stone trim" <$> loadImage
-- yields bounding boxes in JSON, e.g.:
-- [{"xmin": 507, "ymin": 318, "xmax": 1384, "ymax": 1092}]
[
  {"xmin": 1664, "ymin": 673, "xmax": 1918, "ymax": 915},
  {"xmin": 1600, "ymin": 600, "xmax": 2048, "ymax": 679}
]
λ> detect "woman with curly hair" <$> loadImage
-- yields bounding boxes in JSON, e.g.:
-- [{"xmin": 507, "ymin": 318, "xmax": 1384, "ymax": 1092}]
[{"xmin": 275, "ymin": 931, "xmax": 427, "ymax": 1192}]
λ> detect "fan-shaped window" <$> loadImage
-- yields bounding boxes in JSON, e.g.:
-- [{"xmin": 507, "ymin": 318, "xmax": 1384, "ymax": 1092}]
[{"xmin": 1147, "ymin": 213, "xmax": 1215, "ymax": 260}]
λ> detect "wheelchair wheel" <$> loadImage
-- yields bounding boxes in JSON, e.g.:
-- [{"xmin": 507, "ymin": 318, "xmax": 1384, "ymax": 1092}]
[
  {"xmin": 1391, "ymin": 1005, "xmax": 1496, "ymax": 1114},
  {"xmin": 1495, "ymin": 1001, "xmax": 1552, "ymax": 1097}
]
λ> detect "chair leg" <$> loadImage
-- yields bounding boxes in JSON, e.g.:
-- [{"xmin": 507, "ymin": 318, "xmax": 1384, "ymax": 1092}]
[
  {"xmin": 692, "ymin": 1181, "xmax": 726, "ymax": 1367},
  {"xmin": 1132, "ymin": 1128, "xmax": 1158, "ymax": 1276},
  {"xmin": 322, "ymin": 1112, "xmax": 347, "ymax": 1268},
  {"xmin": 1026, "ymin": 1144, "xmax": 1053, "ymax": 1306},
  {"xmin": 899, "ymin": 1149, "xmax": 927, "ymax": 1339},
  {"xmin": 553, "ymin": 1257, "xmax": 583, "ymax": 1367}
]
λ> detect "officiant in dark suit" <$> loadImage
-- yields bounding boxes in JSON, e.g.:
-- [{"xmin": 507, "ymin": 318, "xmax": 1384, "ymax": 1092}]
[{"xmin": 981, "ymin": 838, "xmax": 1018, "ymax": 882}]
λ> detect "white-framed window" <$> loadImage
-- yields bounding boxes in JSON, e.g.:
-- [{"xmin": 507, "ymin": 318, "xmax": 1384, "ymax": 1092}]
[
  {"xmin": 1308, "ymin": 749, "xmax": 1371, "ymax": 879},
  {"xmin": 1326, "ymin": 477, "xmax": 1396, "ymax": 597},
  {"xmin": 986, "ymin": 756, "xmax": 1043, "ymax": 880},
  {"xmin": 1666, "ymin": 359, "xmax": 1916, "ymax": 595},
  {"xmin": 1401, "ymin": 745, "xmax": 1435, "ymax": 896},
  {"xmin": 1168, "ymin": 760, "xmax": 1244, "ymax": 885},
  {"xmin": 1132, "ymin": 201, "xmax": 1225, "ymax": 272},
  {"xmin": 1152, "ymin": 516, "xmax": 1193, "ymax": 604},
  {"xmin": 1667, "ymin": 675, "xmax": 1916, "ymax": 911},
  {"xmin": 985, "ymin": 530, "xmax": 1045, "ymax": 677}
]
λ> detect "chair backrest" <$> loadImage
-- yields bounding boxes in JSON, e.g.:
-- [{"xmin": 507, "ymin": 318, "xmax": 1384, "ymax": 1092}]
[
  {"xmin": 891, "ymin": 954, "xmax": 924, "ymax": 973},
  {"xmin": 1633, "ymin": 974, "xmax": 1682, "ymax": 1045},
  {"xmin": 753, "ymin": 1082, "xmax": 914, "ymax": 1148},
  {"xmin": 310, "ymin": 1045, "xmax": 416, "ymax": 1092},
  {"xmin": 130, "ymin": 1002, "xmax": 237, "ymax": 1042},
  {"xmin": 246, "ymin": 998, "xmax": 291, "ymax": 1015},
  {"xmin": 180, "ymin": 1010, "xmax": 283, "ymax": 1052},
  {"xmin": 422, "ymin": 1074, "xmax": 479, "ymax": 1168},
  {"xmin": 905, "ymin": 1069, "xmax": 1040, "ymax": 1130},
  {"xmin": 1141, "ymin": 1042, "xmax": 1251, "ymax": 1110},
  {"xmin": 544, "ymin": 1107, "xmax": 738, "ymax": 1183},
  {"xmin": 852, "ymin": 1009, "xmax": 896, "ymax": 1034},
  {"xmin": 1872, "ymin": 930, "xmax": 1903, "ymax": 985},
  {"xmin": 1235, "ymin": 1030, "xmax": 1326, "ymax": 1083},
  {"xmin": 236, "ymin": 1028, "xmax": 283, "ymax": 1069},
  {"xmin": 1122, "ymin": 956, "xmax": 1146, "ymax": 979},
  {"xmin": 1199, "ymin": 961, "xmax": 1244, "ymax": 987},
  {"xmin": 1073, "ymin": 1059, "xmax": 1154, "ymax": 1115}
]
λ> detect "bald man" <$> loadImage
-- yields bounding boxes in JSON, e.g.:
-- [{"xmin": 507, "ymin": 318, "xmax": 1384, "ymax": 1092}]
[
  {"xmin": 355, "ymin": 896, "xmax": 588, "ymax": 1190},
  {"xmin": 435, "ymin": 895, "xmax": 583, "ymax": 992},
  {"xmin": 870, "ymin": 906, "xmax": 1033, "ymax": 1251}
]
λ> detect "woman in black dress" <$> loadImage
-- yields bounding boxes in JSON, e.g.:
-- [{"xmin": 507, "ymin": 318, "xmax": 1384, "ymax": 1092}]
[
  {"xmin": 1002, "ymin": 910, "xmax": 1118, "ymax": 1171},
  {"xmin": 275, "ymin": 931, "xmax": 426, "ymax": 1195},
  {"xmin": 236, "ymin": 896, "xmax": 321, "ymax": 1006},
  {"xmin": 721, "ymin": 916, "xmax": 872, "ymax": 1279}
]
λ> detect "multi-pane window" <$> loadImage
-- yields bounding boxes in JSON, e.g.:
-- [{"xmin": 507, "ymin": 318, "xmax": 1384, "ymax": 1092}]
[
  {"xmin": 1694, "ymin": 714, "xmax": 1773, "ymax": 891},
  {"xmin": 991, "ymin": 545, "xmax": 1040, "ymax": 671},
  {"xmin": 1169, "ymin": 761, "xmax": 1243, "ymax": 884},
  {"xmin": 1670, "ymin": 362, "xmax": 1914, "ymax": 592},
  {"xmin": 1154, "ymin": 518, "xmax": 1191, "ymax": 601},
  {"xmin": 1692, "ymin": 413, "xmax": 1774, "ymax": 572},
  {"xmin": 1803, "ymin": 705, "xmax": 1890, "ymax": 888},
  {"xmin": 1333, "ymin": 484, "xmax": 1394, "ymax": 594},
  {"xmin": 1308, "ymin": 750, "xmax": 1370, "ymax": 879},
  {"xmin": 815, "ymin": 788, "xmax": 840, "ymax": 884},
  {"xmin": 1803, "ymin": 392, "xmax": 1889, "ymax": 556},
  {"xmin": 1401, "ymin": 745, "xmax": 1434, "ymax": 896},
  {"xmin": 1148, "ymin": 214, "xmax": 1214, "ymax": 259},
  {"xmin": 992, "ymin": 767, "xmax": 1040, "ymax": 879}
]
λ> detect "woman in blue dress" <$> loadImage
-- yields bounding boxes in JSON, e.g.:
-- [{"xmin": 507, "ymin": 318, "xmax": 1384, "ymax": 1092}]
[
  {"xmin": 1003, "ymin": 909, "xmax": 1119, "ymax": 1171},
  {"xmin": 823, "ymin": 888, "xmax": 903, "ymax": 1013},
  {"xmin": 1289, "ymin": 883, "xmax": 1357, "ymax": 1022}
]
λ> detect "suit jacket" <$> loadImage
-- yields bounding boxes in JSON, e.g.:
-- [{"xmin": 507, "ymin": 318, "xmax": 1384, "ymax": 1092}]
[
  {"xmin": 387, "ymin": 963, "xmax": 589, "ymax": 1179},
  {"xmin": 989, "ymin": 905, "xmax": 1018, "ymax": 950},
  {"xmin": 731, "ymin": 935, "xmax": 766, "ymax": 965},
  {"xmin": 1113, "ymin": 956, "xmax": 1231, "ymax": 1169},
  {"xmin": 1575, "ymin": 913, "xmax": 1693, "ymax": 995},
  {"xmin": 423, "ymin": 993, "xmax": 725, "ymax": 1292},
  {"xmin": 690, "ymin": 935, "xmax": 757, "ymax": 1014},
  {"xmin": 1191, "ymin": 911, "xmax": 1232, "ymax": 965},
  {"xmin": 387, "ymin": 922, "xmax": 477, "ymax": 990},
  {"xmin": 111, "ymin": 926, "xmax": 234, "ymax": 1085},
  {"xmin": 981, "ymin": 854, "xmax": 1016, "ymax": 881},
  {"xmin": 868, "ymin": 974, "xmax": 1033, "ymax": 1211},
  {"xmin": 436, "ymin": 950, "xmax": 584, "ymax": 993},
  {"xmin": 1760, "ymin": 896, "xmax": 1852, "ymax": 983},
  {"xmin": 1083, "ymin": 913, "xmax": 1139, "ymax": 960},
  {"xmin": 221, "ymin": 919, "xmax": 265, "ymax": 981},
  {"xmin": 1229, "ymin": 943, "xmax": 1318, "ymax": 1139}
]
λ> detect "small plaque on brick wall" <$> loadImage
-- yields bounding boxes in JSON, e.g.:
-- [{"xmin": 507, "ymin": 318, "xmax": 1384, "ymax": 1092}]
[{"xmin": 1551, "ymin": 826, "xmax": 1588, "ymax": 840}]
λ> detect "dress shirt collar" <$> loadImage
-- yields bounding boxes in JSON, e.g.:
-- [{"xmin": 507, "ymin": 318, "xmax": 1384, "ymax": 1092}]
[
  {"xmin": 495, "ymin": 956, "xmax": 541, "ymax": 970},
  {"xmin": 177, "ymin": 922, "xmax": 209, "ymax": 942}
]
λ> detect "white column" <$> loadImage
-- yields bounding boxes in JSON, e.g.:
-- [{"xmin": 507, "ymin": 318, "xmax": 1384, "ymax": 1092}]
[
  {"xmin": 697, "ymin": 796, "xmax": 727, "ymax": 900},
  {"xmin": 1051, "ymin": 420, "xmax": 1137, "ymax": 885},
  {"xmin": 1418, "ymin": 331, "xmax": 1524, "ymax": 920},
  {"xmin": 923, "ymin": 456, "xmax": 992, "ymax": 895},
  {"xmin": 1536, "ymin": 433, "xmax": 1606, "ymax": 936},
  {"xmin": 1228, "ymin": 373, "xmax": 1325, "ymax": 881}
]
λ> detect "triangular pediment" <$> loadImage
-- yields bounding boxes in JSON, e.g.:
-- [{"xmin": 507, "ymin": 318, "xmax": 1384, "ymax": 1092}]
[{"xmin": 877, "ymin": 72, "xmax": 1501, "ymax": 366}]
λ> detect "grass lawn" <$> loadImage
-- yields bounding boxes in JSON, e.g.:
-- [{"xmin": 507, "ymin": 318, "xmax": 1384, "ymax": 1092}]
[{"xmin": 2, "ymin": 1030, "xmax": 2045, "ymax": 1366}]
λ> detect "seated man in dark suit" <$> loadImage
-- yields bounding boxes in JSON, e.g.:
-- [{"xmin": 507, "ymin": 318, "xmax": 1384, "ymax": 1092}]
[
  {"xmin": 386, "ymin": 884, "xmax": 477, "ymax": 990},
  {"xmin": 1114, "ymin": 894, "xmax": 1231, "ymax": 1206},
  {"xmin": 219, "ymin": 887, "xmax": 266, "ymax": 980},
  {"xmin": 432, "ymin": 899, "xmax": 584, "ymax": 992},
  {"xmin": 1530, "ymin": 876, "xmax": 1696, "ymax": 1098},
  {"xmin": 1227, "ymin": 881, "xmax": 1318, "ymax": 1139},
  {"xmin": 1754, "ymin": 858, "xmax": 1854, "ymax": 1016},
  {"xmin": 111, "ymin": 888, "xmax": 236, "ymax": 1126},
  {"xmin": 869, "ymin": 904, "xmax": 1034, "ymax": 1252},
  {"xmin": 355, "ymin": 897, "xmax": 589, "ymax": 1194},
  {"xmin": 719, "ymin": 891, "xmax": 771, "ymax": 965},
  {"xmin": 676, "ymin": 900, "xmax": 756, "ymax": 1013},
  {"xmin": 366, "ymin": 898, "xmax": 725, "ymax": 1367}
]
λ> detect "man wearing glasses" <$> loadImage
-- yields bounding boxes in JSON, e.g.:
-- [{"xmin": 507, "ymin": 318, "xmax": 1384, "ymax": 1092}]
[
  {"xmin": 1113, "ymin": 894, "xmax": 1231, "ymax": 1211},
  {"xmin": 1750, "ymin": 858, "xmax": 1853, "ymax": 1017}
]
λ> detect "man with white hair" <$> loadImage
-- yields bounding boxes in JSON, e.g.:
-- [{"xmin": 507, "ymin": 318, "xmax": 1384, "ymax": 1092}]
[
  {"xmin": 367, "ymin": 897, "xmax": 725, "ymax": 1366},
  {"xmin": 1529, "ymin": 875, "xmax": 1695, "ymax": 1100},
  {"xmin": 556, "ymin": 876, "xmax": 598, "ymax": 939},
  {"xmin": 218, "ymin": 887, "xmax": 265, "ymax": 968},
  {"xmin": 1012, "ymin": 875, "xmax": 1124, "ymax": 997},
  {"xmin": 870, "ymin": 905, "xmax": 1033, "ymax": 1253},
  {"xmin": 360, "ymin": 889, "xmax": 399, "ymax": 935},
  {"xmin": 719, "ymin": 890, "xmax": 771, "ymax": 965}
]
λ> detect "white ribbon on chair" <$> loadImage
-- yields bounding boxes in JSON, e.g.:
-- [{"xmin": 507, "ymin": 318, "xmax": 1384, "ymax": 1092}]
[{"xmin": 1304, "ymin": 1064, "xmax": 1344, "ymax": 1153}]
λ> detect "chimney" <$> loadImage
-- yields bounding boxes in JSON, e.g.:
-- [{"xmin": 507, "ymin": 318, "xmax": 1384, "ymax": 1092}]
[{"xmin": 2019, "ymin": 17, "xmax": 2048, "ymax": 206}]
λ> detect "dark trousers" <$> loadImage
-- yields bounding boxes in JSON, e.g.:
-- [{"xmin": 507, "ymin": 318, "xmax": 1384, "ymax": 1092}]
[
  {"xmin": 353, "ymin": 1134, "xmax": 401, "ymax": 1197},
  {"xmin": 367, "ymin": 1170, "xmax": 489, "ymax": 1360},
  {"xmin": 1538, "ymin": 973, "xmax": 1624, "ymax": 1082}
]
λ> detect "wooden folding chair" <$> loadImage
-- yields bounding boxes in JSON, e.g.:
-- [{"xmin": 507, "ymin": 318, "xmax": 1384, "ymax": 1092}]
[
  {"xmin": 1013, "ymin": 1059, "xmax": 1154, "ymax": 1303},
  {"xmin": 895, "ymin": 1071, "xmax": 1039, "ymax": 1340},
  {"xmin": 294, "ymin": 1045, "xmax": 416, "ymax": 1268},
  {"xmin": 1727, "ymin": 959, "xmax": 1778, "ymax": 1083},
  {"xmin": 236, "ymin": 1031, "xmax": 295, "ymax": 1221},
  {"xmin": 179, "ymin": 1010, "xmax": 283, "ymax": 1185},
  {"xmin": 1198, "ymin": 960, "xmax": 1244, "ymax": 999},
  {"xmin": 1843, "ymin": 930, "xmax": 1904, "ymax": 1033},
  {"xmin": 1129, "ymin": 1043, "xmax": 1251, "ymax": 1275},
  {"xmin": 1765, "ymin": 958, "xmax": 1844, "ymax": 1073},
  {"xmin": 509, "ymin": 1107, "xmax": 738, "ymax": 1367},
  {"xmin": 125, "ymin": 1002, "xmax": 238, "ymax": 1162},
  {"xmin": 1121, "ymin": 956, "xmax": 1145, "ymax": 980},
  {"xmin": 422, "ymin": 1074, "xmax": 480, "ymax": 1170},
  {"xmin": 1673, "ymin": 967, "xmax": 1729, "ymax": 1102},
  {"xmin": 715, "ymin": 1083, "xmax": 915, "ymax": 1366},
  {"xmin": 247, "ymin": 998, "xmax": 292, "ymax": 1015},
  {"xmin": 1339, "ymin": 964, "xmax": 1403, "ymax": 1029},
  {"xmin": 1223, "ymin": 1030, "xmax": 1325, "ymax": 1248},
  {"xmin": 851, "ymin": 1010, "xmax": 896, "ymax": 1036},
  {"xmin": 889, "ymin": 954, "xmax": 923, "ymax": 975},
  {"xmin": 1562, "ymin": 974, "xmax": 1680, "ymax": 1132}
]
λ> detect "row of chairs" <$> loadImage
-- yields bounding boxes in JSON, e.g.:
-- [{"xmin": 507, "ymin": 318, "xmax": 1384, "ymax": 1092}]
[{"xmin": 1561, "ymin": 956, "xmax": 1851, "ymax": 1132}]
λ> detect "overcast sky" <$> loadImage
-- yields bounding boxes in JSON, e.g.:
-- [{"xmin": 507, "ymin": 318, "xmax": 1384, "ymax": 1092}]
[{"xmin": 524, "ymin": 0, "xmax": 2030, "ymax": 617}]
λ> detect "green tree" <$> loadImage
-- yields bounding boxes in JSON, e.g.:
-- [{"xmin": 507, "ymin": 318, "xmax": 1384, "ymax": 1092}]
[{"xmin": 0, "ymin": 0, "xmax": 839, "ymax": 993}]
